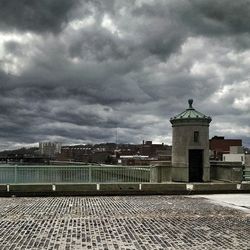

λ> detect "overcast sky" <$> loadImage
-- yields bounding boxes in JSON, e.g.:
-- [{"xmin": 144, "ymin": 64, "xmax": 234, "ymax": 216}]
[{"xmin": 0, "ymin": 0, "xmax": 250, "ymax": 150}]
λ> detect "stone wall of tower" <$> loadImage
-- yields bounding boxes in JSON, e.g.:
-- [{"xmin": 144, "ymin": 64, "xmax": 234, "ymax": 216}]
[{"xmin": 171, "ymin": 120, "xmax": 210, "ymax": 182}]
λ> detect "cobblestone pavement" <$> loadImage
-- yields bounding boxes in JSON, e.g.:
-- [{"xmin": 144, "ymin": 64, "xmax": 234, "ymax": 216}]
[{"xmin": 0, "ymin": 196, "xmax": 249, "ymax": 250}]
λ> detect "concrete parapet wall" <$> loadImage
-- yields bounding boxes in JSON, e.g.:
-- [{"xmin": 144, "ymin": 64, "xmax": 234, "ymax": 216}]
[
  {"xmin": 210, "ymin": 161, "xmax": 243, "ymax": 182},
  {"xmin": 151, "ymin": 161, "xmax": 172, "ymax": 167},
  {"xmin": 192, "ymin": 183, "xmax": 237, "ymax": 191},
  {"xmin": 0, "ymin": 182, "xmax": 249, "ymax": 196},
  {"xmin": 172, "ymin": 167, "xmax": 188, "ymax": 182},
  {"xmin": 150, "ymin": 162, "xmax": 172, "ymax": 182},
  {"xmin": 141, "ymin": 183, "xmax": 186, "ymax": 194},
  {"xmin": 9, "ymin": 184, "xmax": 52, "ymax": 192},
  {"xmin": 245, "ymin": 155, "xmax": 250, "ymax": 167},
  {"xmin": 241, "ymin": 183, "xmax": 250, "ymax": 190},
  {"xmin": 99, "ymin": 183, "xmax": 139, "ymax": 192},
  {"xmin": 0, "ymin": 185, "xmax": 7, "ymax": 191},
  {"xmin": 210, "ymin": 161, "xmax": 242, "ymax": 167},
  {"xmin": 55, "ymin": 184, "xmax": 97, "ymax": 192}
]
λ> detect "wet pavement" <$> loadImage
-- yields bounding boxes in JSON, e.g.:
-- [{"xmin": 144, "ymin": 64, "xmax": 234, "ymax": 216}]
[
  {"xmin": 198, "ymin": 194, "xmax": 250, "ymax": 212},
  {"xmin": 0, "ymin": 196, "xmax": 249, "ymax": 249}
]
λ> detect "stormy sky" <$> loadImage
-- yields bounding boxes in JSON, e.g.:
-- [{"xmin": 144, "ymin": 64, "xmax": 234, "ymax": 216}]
[{"xmin": 0, "ymin": 0, "xmax": 250, "ymax": 150}]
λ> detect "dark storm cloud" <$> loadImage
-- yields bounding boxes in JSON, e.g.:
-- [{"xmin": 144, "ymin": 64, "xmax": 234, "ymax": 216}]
[
  {"xmin": 132, "ymin": 0, "xmax": 250, "ymax": 49},
  {"xmin": 189, "ymin": 0, "xmax": 250, "ymax": 35},
  {"xmin": 0, "ymin": 0, "xmax": 250, "ymax": 149},
  {"xmin": 68, "ymin": 26, "xmax": 132, "ymax": 61},
  {"xmin": 0, "ymin": 0, "xmax": 80, "ymax": 33}
]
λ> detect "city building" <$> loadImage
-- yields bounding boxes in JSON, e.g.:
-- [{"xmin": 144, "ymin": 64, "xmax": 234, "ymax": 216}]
[
  {"xmin": 209, "ymin": 136, "xmax": 242, "ymax": 160},
  {"xmin": 222, "ymin": 146, "xmax": 245, "ymax": 164},
  {"xmin": 39, "ymin": 142, "xmax": 62, "ymax": 157},
  {"xmin": 56, "ymin": 144, "xmax": 115, "ymax": 163},
  {"xmin": 56, "ymin": 145, "xmax": 92, "ymax": 162},
  {"xmin": 54, "ymin": 141, "xmax": 171, "ymax": 164},
  {"xmin": 223, "ymin": 153, "xmax": 245, "ymax": 165},
  {"xmin": 116, "ymin": 141, "xmax": 171, "ymax": 165},
  {"xmin": 138, "ymin": 141, "xmax": 171, "ymax": 159},
  {"xmin": 119, "ymin": 155, "xmax": 150, "ymax": 165}
]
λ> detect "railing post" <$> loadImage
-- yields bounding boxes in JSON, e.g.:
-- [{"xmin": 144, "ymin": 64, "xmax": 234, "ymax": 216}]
[
  {"xmin": 149, "ymin": 165, "xmax": 152, "ymax": 183},
  {"xmin": 150, "ymin": 165, "xmax": 160, "ymax": 183},
  {"xmin": 14, "ymin": 165, "xmax": 17, "ymax": 183},
  {"xmin": 150, "ymin": 165, "xmax": 156, "ymax": 183},
  {"xmin": 88, "ymin": 166, "xmax": 92, "ymax": 183}
]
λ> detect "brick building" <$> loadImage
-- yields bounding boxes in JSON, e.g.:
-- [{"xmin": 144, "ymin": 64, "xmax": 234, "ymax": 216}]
[
  {"xmin": 209, "ymin": 136, "xmax": 242, "ymax": 160},
  {"xmin": 138, "ymin": 141, "xmax": 171, "ymax": 158}
]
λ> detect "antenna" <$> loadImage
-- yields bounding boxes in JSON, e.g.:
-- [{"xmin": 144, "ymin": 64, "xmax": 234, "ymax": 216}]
[{"xmin": 115, "ymin": 126, "xmax": 118, "ymax": 149}]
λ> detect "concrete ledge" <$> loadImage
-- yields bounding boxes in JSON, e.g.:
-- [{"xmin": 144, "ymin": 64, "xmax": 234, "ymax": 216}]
[
  {"xmin": 0, "ymin": 185, "xmax": 7, "ymax": 192},
  {"xmin": 192, "ymin": 183, "xmax": 237, "ymax": 192},
  {"xmin": 141, "ymin": 183, "xmax": 187, "ymax": 194},
  {"xmin": 210, "ymin": 161, "xmax": 243, "ymax": 182},
  {"xmin": 55, "ymin": 184, "xmax": 97, "ymax": 192},
  {"xmin": 99, "ymin": 183, "xmax": 139, "ymax": 192},
  {"xmin": 9, "ymin": 184, "xmax": 52, "ymax": 193},
  {"xmin": 241, "ymin": 183, "xmax": 250, "ymax": 191},
  {"xmin": 210, "ymin": 161, "xmax": 242, "ymax": 167},
  {"xmin": 0, "ymin": 182, "xmax": 248, "ymax": 196}
]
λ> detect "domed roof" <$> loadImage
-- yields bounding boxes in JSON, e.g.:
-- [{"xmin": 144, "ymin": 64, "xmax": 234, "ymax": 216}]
[{"xmin": 170, "ymin": 99, "xmax": 212, "ymax": 124}]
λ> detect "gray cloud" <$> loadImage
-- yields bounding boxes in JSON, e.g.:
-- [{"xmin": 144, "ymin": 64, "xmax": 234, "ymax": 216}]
[
  {"xmin": 0, "ymin": 0, "xmax": 80, "ymax": 33},
  {"xmin": 189, "ymin": 0, "xmax": 250, "ymax": 35},
  {"xmin": 0, "ymin": 0, "xmax": 250, "ymax": 150}
]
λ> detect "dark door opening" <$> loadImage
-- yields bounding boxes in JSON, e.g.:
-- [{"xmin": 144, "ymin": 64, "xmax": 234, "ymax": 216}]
[{"xmin": 189, "ymin": 149, "xmax": 203, "ymax": 182}]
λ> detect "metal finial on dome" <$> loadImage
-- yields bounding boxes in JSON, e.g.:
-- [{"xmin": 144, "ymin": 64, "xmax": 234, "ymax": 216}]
[
  {"xmin": 188, "ymin": 99, "xmax": 193, "ymax": 109},
  {"xmin": 170, "ymin": 98, "xmax": 211, "ymax": 123}
]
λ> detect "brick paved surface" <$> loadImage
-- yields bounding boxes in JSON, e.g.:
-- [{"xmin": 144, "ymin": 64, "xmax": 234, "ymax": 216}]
[{"xmin": 0, "ymin": 196, "xmax": 249, "ymax": 249}]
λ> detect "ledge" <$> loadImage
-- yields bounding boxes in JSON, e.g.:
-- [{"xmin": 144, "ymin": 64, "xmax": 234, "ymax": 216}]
[
  {"xmin": 0, "ymin": 182, "xmax": 248, "ymax": 196},
  {"xmin": 55, "ymin": 184, "xmax": 97, "ymax": 192}
]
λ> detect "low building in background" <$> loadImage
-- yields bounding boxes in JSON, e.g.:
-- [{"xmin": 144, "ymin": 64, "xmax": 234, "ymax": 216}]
[
  {"xmin": 223, "ymin": 153, "xmax": 245, "ymax": 165},
  {"xmin": 39, "ymin": 142, "xmax": 62, "ymax": 158},
  {"xmin": 57, "ymin": 145, "xmax": 92, "ymax": 162},
  {"xmin": 222, "ymin": 146, "xmax": 245, "ymax": 165},
  {"xmin": 138, "ymin": 140, "xmax": 171, "ymax": 158},
  {"xmin": 56, "ymin": 144, "xmax": 115, "ymax": 163},
  {"xmin": 116, "ymin": 141, "xmax": 171, "ymax": 165},
  {"xmin": 119, "ymin": 155, "xmax": 150, "ymax": 165},
  {"xmin": 209, "ymin": 136, "xmax": 242, "ymax": 160},
  {"xmin": 229, "ymin": 146, "xmax": 244, "ymax": 154},
  {"xmin": 54, "ymin": 141, "xmax": 171, "ymax": 165}
]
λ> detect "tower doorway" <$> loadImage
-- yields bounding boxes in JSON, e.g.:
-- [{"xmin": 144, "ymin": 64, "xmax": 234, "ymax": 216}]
[{"xmin": 189, "ymin": 150, "xmax": 203, "ymax": 182}]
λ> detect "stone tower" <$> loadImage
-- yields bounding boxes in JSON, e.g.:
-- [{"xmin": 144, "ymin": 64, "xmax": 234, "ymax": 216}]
[{"xmin": 170, "ymin": 99, "xmax": 212, "ymax": 182}]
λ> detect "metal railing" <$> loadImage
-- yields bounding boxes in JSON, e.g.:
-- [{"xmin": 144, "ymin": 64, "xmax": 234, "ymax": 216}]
[
  {"xmin": 0, "ymin": 165, "xmax": 151, "ymax": 184},
  {"xmin": 243, "ymin": 169, "xmax": 250, "ymax": 181}
]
